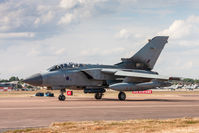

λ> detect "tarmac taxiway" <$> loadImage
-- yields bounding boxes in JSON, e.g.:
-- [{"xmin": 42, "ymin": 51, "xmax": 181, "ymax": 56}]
[{"xmin": 1, "ymin": 94, "xmax": 199, "ymax": 132}]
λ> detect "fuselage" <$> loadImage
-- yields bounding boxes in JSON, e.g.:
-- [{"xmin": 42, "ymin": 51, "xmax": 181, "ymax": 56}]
[{"xmin": 23, "ymin": 63, "xmax": 158, "ymax": 90}]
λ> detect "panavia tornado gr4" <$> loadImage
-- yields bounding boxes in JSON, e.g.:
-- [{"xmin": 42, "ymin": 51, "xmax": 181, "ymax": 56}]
[{"xmin": 23, "ymin": 36, "xmax": 180, "ymax": 101}]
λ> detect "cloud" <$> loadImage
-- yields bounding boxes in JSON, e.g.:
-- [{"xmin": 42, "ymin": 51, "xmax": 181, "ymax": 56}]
[
  {"xmin": 58, "ymin": 13, "xmax": 74, "ymax": 25},
  {"xmin": 0, "ymin": 1, "xmax": 58, "ymax": 39},
  {"xmin": 55, "ymin": 48, "xmax": 66, "ymax": 55},
  {"xmin": 116, "ymin": 29, "xmax": 131, "ymax": 39},
  {"xmin": 0, "ymin": 32, "xmax": 35, "ymax": 38},
  {"xmin": 159, "ymin": 15, "xmax": 199, "ymax": 39},
  {"xmin": 59, "ymin": 0, "xmax": 79, "ymax": 10},
  {"xmin": 80, "ymin": 47, "xmax": 125, "ymax": 56},
  {"xmin": 115, "ymin": 28, "xmax": 145, "ymax": 40},
  {"xmin": 34, "ymin": 11, "xmax": 54, "ymax": 25},
  {"xmin": 181, "ymin": 61, "xmax": 193, "ymax": 70},
  {"xmin": 160, "ymin": 20, "xmax": 191, "ymax": 39},
  {"xmin": 177, "ymin": 40, "xmax": 199, "ymax": 46},
  {"xmin": 27, "ymin": 48, "xmax": 40, "ymax": 56},
  {"xmin": 0, "ymin": 0, "xmax": 181, "ymax": 39},
  {"xmin": 58, "ymin": 0, "xmax": 110, "ymax": 25},
  {"xmin": 0, "ymin": 0, "xmax": 112, "ymax": 39}
]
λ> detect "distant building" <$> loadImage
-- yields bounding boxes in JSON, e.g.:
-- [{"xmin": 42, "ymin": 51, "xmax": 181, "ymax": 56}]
[
  {"xmin": 0, "ymin": 81, "xmax": 20, "ymax": 91},
  {"xmin": 0, "ymin": 83, "xmax": 14, "ymax": 91}
]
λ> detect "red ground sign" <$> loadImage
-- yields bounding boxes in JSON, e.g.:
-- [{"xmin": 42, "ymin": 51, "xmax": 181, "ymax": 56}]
[
  {"xmin": 132, "ymin": 90, "xmax": 152, "ymax": 94},
  {"xmin": 0, "ymin": 87, "xmax": 12, "ymax": 91},
  {"xmin": 67, "ymin": 91, "xmax": 73, "ymax": 96}
]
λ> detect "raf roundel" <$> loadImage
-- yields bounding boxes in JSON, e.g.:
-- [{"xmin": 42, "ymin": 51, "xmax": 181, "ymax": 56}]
[{"xmin": 66, "ymin": 76, "xmax": 69, "ymax": 81}]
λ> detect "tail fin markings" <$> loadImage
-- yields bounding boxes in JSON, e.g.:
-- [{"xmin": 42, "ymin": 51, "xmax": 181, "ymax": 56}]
[{"xmin": 116, "ymin": 36, "xmax": 169, "ymax": 70}]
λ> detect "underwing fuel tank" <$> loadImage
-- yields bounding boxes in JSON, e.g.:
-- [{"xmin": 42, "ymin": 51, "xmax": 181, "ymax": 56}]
[{"xmin": 109, "ymin": 81, "xmax": 171, "ymax": 91}]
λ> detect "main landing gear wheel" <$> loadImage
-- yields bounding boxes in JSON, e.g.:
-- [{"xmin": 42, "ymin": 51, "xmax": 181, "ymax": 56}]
[
  {"xmin": 58, "ymin": 88, "xmax": 66, "ymax": 101},
  {"xmin": 118, "ymin": 92, "xmax": 126, "ymax": 101},
  {"xmin": 95, "ymin": 93, "xmax": 103, "ymax": 100},
  {"xmin": 58, "ymin": 94, "xmax": 66, "ymax": 101}
]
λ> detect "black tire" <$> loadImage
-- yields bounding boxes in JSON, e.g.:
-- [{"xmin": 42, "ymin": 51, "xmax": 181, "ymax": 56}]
[
  {"xmin": 49, "ymin": 93, "xmax": 54, "ymax": 97},
  {"xmin": 95, "ymin": 93, "xmax": 102, "ymax": 100},
  {"xmin": 35, "ymin": 92, "xmax": 44, "ymax": 97},
  {"xmin": 118, "ymin": 92, "xmax": 126, "ymax": 101},
  {"xmin": 58, "ymin": 95, "xmax": 66, "ymax": 101}
]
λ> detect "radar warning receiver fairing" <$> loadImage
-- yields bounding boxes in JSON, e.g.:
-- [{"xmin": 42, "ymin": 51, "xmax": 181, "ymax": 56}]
[{"xmin": 23, "ymin": 36, "xmax": 181, "ymax": 101}]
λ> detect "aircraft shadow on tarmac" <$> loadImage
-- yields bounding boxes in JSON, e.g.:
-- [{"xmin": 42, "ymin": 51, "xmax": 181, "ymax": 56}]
[{"xmin": 70, "ymin": 98, "xmax": 197, "ymax": 102}]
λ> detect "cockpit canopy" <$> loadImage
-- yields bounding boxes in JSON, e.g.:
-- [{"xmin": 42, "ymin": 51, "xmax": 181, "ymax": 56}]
[{"xmin": 47, "ymin": 63, "xmax": 85, "ymax": 72}]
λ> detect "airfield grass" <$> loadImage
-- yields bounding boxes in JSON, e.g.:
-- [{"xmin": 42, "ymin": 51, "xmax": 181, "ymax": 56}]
[
  {"xmin": 5, "ymin": 118, "xmax": 199, "ymax": 133},
  {"xmin": 1, "ymin": 89, "xmax": 199, "ymax": 98}
]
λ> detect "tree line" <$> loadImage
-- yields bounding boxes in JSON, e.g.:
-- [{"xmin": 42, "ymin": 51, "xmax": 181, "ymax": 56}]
[
  {"xmin": 0, "ymin": 76, "xmax": 22, "ymax": 83},
  {"xmin": 183, "ymin": 78, "xmax": 199, "ymax": 84}
]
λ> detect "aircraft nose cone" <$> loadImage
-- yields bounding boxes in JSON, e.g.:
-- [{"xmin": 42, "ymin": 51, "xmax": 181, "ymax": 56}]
[{"xmin": 23, "ymin": 73, "xmax": 43, "ymax": 86}]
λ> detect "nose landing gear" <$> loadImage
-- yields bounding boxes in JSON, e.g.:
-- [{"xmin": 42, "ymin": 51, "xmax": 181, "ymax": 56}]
[
  {"xmin": 58, "ymin": 88, "xmax": 66, "ymax": 101},
  {"xmin": 95, "ymin": 93, "xmax": 103, "ymax": 100}
]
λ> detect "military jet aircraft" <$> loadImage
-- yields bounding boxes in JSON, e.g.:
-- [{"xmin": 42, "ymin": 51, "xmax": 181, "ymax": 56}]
[
  {"xmin": 163, "ymin": 84, "xmax": 183, "ymax": 91},
  {"xmin": 185, "ymin": 84, "xmax": 198, "ymax": 91},
  {"xmin": 23, "ymin": 36, "xmax": 180, "ymax": 101}
]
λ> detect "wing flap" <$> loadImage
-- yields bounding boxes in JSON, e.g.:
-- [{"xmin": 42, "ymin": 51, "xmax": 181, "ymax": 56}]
[
  {"xmin": 114, "ymin": 70, "xmax": 169, "ymax": 80},
  {"xmin": 101, "ymin": 69, "xmax": 180, "ymax": 82},
  {"xmin": 101, "ymin": 69, "xmax": 117, "ymax": 74},
  {"xmin": 101, "ymin": 68, "xmax": 169, "ymax": 80}
]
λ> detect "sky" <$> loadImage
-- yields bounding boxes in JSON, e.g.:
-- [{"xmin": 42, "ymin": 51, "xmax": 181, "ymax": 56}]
[{"xmin": 0, "ymin": 0, "xmax": 199, "ymax": 79}]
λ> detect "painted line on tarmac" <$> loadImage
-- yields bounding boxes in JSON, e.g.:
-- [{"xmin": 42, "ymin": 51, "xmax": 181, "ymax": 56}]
[{"xmin": 1, "ymin": 104, "xmax": 199, "ymax": 110}]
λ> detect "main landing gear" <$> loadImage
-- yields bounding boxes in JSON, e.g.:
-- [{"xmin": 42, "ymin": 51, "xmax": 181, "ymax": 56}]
[
  {"xmin": 83, "ymin": 88, "xmax": 105, "ymax": 100},
  {"xmin": 95, "ymin": 93, "xmax": 103, "ymax": 100},
  {"xmin": 118, "ymin": 91, "xmax": 126, "ymax": 101},
  {"xmin": 94, "ymin": 91, "xmax": 126, "ymax": 101},
  {"xmin": 58, "ymin": 88, "xmax": 66, "ymax": 101}
]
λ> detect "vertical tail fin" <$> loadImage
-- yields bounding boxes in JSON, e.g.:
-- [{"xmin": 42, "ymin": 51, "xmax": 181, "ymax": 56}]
[
  {"xmin": 116, "ymin": 36, "xmax": 169, "ymax": 70},
  {"xmin": 131, "ymin": 36, "xmax": 169, "ymax": 70}
]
